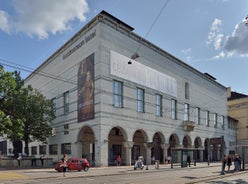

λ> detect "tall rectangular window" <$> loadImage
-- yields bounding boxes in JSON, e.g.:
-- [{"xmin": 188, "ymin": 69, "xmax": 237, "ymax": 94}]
[
  {"xmin": 39, "ymin": 145, "xmax": 46, "ymax": 155},
  {"xmin": 171, "ymin": 99, "xmax": 177, "ymax": 120},
  {"xmin": 205, "ymin": 110, "xmax": 209, "ymax": 126},
  {"xmin": 184, "ymin": 103, "xmax": 189, "ymax": 121},
  {"xmin": 31, "ymin": 146, "xmax": 37, "ymax": 155},
  {"xmin": 195, "ymin": 107, "xmax": 200, "ymax": 124},
  {"xmin": 64, "ymin": 124, "xmax": 69, "ymax": 135},
  {"xmin": 214, "ymin": 113, "xmax": 217, "ymax": 128},
  {"xmin": 155, "ymin": 94, "xmax": 162, "ymax": 116},
  {"xmin": 221, "ymin": 115, "xmax": 225, "ymax": 129},
  {"xmin": 63, "ymin": 91, "xmax": 69, "ymax": 114},
  {"xmin": 185, "ymin": 82, "xmax": 189, "ymax": 99},
  {"xmin": 61, "ymin": 143, "xmax": 71, "ymax": 154},
  {"xmin": 113, "ymin": 81, "xmax": 123, "ymax": 107},
  {"xmin": 49, "ymin": 144, "xmax": 57, "ymax": 155},
  {"xmin": 137, "ymin": 88, "xmax": 144, "ymax": 112}
]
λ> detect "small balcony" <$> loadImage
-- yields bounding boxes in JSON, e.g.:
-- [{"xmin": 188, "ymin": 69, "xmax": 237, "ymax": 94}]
[{"xmin": 182, "ymin": 121, "xmax": 195, "ymax": 132}]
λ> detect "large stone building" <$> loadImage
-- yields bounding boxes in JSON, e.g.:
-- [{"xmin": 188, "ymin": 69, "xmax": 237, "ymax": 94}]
[{"xmin": 1, "ymin": 11, "xmax": 236, "ymax": 166}]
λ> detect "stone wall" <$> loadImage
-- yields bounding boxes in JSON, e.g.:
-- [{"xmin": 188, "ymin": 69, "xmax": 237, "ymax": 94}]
[{"xmin": 0, "ymin": 157, "xmax": 53, "ymax": 168}]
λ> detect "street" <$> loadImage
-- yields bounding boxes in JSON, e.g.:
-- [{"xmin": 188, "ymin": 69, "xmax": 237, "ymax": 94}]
[{"xmin": 0, "ymin": 163, "xmax": 248, "ymax": 184}]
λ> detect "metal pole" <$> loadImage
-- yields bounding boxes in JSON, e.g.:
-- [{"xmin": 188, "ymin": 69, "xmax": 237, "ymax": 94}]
[
  {"xmin": 171, "ymin": 148, "xmax": 173, "ymax": 168},
  {"xmin": 208, "ymin": 139, "xmax": 210, "ymax": 166}
]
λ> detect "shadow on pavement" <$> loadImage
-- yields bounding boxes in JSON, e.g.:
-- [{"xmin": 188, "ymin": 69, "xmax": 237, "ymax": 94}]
[{"xmin": 206, "ymin": 179, "xmax": 248, "ymax": 184}]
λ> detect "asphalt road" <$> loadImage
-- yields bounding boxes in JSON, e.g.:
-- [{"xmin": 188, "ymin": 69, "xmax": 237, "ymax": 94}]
[{"xmin": 0, "ymin": 162, "xmax": 248, "ymax": 184}]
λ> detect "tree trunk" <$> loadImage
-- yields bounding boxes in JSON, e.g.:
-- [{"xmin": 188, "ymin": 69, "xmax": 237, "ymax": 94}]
[{"xmin": 24, "ymin": 140, "xmax": 29, "ymax": 156}]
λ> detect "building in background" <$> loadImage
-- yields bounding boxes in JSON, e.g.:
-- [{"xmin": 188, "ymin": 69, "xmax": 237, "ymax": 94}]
[
  {"xmin": 228, "ymin": 91, "xmax": 248, "ymax": 158},
  {"xmin": 1, "ymin": 11, "xmax": 236, "ymax": 166}
]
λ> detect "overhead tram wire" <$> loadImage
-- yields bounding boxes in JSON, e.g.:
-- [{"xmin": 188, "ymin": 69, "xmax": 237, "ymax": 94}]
[
  {"xmin": 0, "ymin": 58, "xmax": 76, "ymax": 85},
  {"xmin": 1, "ymin": 3, "xmax": 170, "ymax": 85},
  {"xmin": 133, "ymin": 0, "xmax": 170, "ymax": 55}
]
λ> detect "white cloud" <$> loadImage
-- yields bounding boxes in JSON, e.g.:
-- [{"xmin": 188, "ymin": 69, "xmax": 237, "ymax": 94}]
[
  {"xmin": 206, "ymin": 18, "xmax": 224, "ymax": 48},
  {"xmin": 214, "ymin": 33, "xmax": 224, "ymax": 50},
  {"xmin": 207, "ymin": 17, "xmax": 248, "ymax": 58},
  {"xmin": 223, "ymin": 21, "xmax": 248, "ymax": 56},
  {"xmin": 213, "ymin": 51, "xmax": 225, "ymax": 59},
  {"xmin": 0, "ymin": 0, "xmax": 88, "ymax": 39},
  {"xmin": 0, "ymin": 10, "xmax": 10, "ymax": 33}
]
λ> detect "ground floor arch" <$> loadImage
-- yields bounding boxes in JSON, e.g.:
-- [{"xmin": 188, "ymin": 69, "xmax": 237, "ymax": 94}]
[
  {"xmin": 194, "ymin": 137, "xmax": 203, "ymax": 161},
  {"xmin": 108, "ymin": 127, "xmax": 127, "ymax": 166},
  {"xmin": 77, "ymin": 126, "xmax": 95, "ymax": 165},
  {"xmin": 132, "ymin": 130, "xmax": 147, "ymax": 164},
  {"xmin": 75, "ymin": 125, "xmax": 226, "ymax": 166},
  {"xmin": 152, "ymin": 132, "xmax": 164, "ymax": 163}
]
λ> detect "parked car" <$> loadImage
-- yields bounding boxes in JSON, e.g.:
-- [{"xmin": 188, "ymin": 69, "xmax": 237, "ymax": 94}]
[{"xmin": 55, "ymin": 157, "xmax": 90, "ymax": 172}]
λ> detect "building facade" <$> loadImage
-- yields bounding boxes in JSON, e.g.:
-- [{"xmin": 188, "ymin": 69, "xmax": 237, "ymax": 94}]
[
  {"xmin": 228, "ymin": 91, "xmax": 248, "ymax": 150},
  {"xmin": 2, "ymin": 11, "xmax": 236, "ymax": 166}
]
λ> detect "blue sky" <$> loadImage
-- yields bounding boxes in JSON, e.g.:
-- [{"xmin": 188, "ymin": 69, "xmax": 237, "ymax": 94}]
[{"xmin": 0, "ymin": 0, "xmax": 248, "ymax": 94}]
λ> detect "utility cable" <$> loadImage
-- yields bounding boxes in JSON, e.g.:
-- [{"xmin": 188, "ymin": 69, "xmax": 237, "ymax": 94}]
[{"xmin": 134, "ymin": 0, "xmax": 170, "ymax": 55}]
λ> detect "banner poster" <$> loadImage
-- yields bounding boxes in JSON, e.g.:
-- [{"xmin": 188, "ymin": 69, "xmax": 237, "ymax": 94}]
[
  {"xmin": 78, "ymin": 53, "xmax": 95, "ymax": 122},
  {"xmin": 110, "ymin": 50, "xmax": 177, "ymax": 97}
]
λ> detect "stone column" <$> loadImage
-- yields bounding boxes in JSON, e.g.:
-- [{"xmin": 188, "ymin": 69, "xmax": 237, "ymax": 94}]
[
  {"xmin": 71, "ymin": 141, "xmax": 82, "ymax": 158},
  {"xmin": 200, "ymin": 147, "xmax": 204, "ymax": 162},
  {"xmin": 144, "ymin": 142, "xmax": 153, "ymax": 165},
  {"xmin": 176, "ymin": 144, "xmax": 183, "ymax": 163},
  {"xmin": 161, "ymin": 143, "xmax": 169, "ymax": 164},
  {"xmin": 95, "ymin": 139, "xmax": 109, "ymax": 167},
  {"xmin": 123, "ymin": 141, "xmax": 133, "ymax": 166}
]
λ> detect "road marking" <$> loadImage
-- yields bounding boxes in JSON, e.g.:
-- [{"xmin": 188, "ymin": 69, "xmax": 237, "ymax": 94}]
[{"xmin": 0, "ymin": 172, "xmax": 27, "ymax": 180}]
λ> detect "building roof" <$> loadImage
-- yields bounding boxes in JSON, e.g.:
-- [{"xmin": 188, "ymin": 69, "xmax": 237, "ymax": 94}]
[
  {"xmin": 228, "ymin": 91, "xmax": 248, "ymax": 100},
  {"xmin": 25, "ymin": 10, "xmax": 227, "ymax": 90}
]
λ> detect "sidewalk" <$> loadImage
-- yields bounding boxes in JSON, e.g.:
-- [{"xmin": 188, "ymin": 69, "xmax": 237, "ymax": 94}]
[{"xmin": 0, "ymin": 162, "xmax": 247, "ymax": 183}]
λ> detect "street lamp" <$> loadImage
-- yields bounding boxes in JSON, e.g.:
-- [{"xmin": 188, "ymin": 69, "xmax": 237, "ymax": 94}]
[{"xmin": 128, "ymin": 53, "xmax": 140, "ymax": 64}]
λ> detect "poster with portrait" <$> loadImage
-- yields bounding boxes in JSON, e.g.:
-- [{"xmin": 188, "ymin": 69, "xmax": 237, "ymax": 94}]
[{"xmin": 78, "ymin": 53, "xmax": 95, "ymax": 122}]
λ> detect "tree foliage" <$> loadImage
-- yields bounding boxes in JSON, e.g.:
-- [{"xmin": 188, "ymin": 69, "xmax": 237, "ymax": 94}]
[{"xmin": 0, "ymin": 67, "xmax": 55, "ymax": 155}]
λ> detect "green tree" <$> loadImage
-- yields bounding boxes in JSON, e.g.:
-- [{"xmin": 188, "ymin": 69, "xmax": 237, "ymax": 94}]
[
  {"xmin": 0, "ymin": 67, "xmax": 55, "ymax": 156},
  {"xmin": 0, "ymin": 68, "xmax": 25, "ymax": 156},
  {"xmin": 21, "ymin": 85, "xmax": 55, "ymax": 155}
]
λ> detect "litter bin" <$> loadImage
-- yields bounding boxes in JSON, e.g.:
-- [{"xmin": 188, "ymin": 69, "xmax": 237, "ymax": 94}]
[{"xmin": 155, "ymin": 160, "xmax": 159, "ymax": 169}]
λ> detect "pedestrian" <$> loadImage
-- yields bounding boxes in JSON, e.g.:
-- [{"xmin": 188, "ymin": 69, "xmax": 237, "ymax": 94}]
[
  {"xmin": 116, "ymin": 155, "xmax": 121, "ymax": 166},
  {"xmin": 31, "ymin": 154, "xmax": 36, "ymax": 167},
  {"xmin": 40, "ymin": 154, "xmax": 44, "ymax": 166},
  {"xmin": 221, "ymin": 154, "xmax": 226, "ymax": 175},
  {"xmin": 238, "ymin": 155, "xmax": 242, "ymax": 171},
  {"xmin": 227, "ymin": 154, "xmax": 232, "ymax": 172},
  {"xmin": 187, "ymin": 155, "xmax": 191, "ymax": 167},
  {"xmin": 17, "ymin": 154, "xmax": 22, "ymax": 167},
  {"xmin": 167, "ymin": 156, "xmax": 171, "ymax": 164},
  {"xmin": 234, "ymin": 154, "xmax": 240, "ymax": 172},
  {"xmin": 60, "ymin": 154, "xmax": 67, "ymax": 177}
]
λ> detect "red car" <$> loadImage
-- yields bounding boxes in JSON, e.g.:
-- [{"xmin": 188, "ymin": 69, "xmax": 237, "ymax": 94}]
[{"xmin": 55, "ymin": 157, "xmax": 90, "ymax": 172}]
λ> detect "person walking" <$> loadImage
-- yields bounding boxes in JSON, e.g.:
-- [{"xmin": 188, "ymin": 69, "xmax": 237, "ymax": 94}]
[
  {"xmin": 40, "ymin": 154, "xmax": 44, "ymax": 166},
  {"xmin": 17, "ymin": 154, "xmax": 22, "ymax": 167},
  {"xmin": 221, "ymin": 154, "xmax": 227, "ymax": 175},
  {"xmin": 227, "ymin": 154, "xmax": 232, "ymax": 173},
  {"xmin": 31, "ymin": 154, "xmax": 36, "ymax": 167},
  {"xmin": 116, "ymin": 155, "xmax": 121, "ymax": 166},
  {"xmin": 187, "ymin": 155, "xmax": 191, "ymax": 167},
  {"xmin": 234, "ymin": 154, "xmax": 240, "ymax": 172},
  {"xmin": 61, "ymin": 154, "xmax": 67, "ymax": 177}
]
